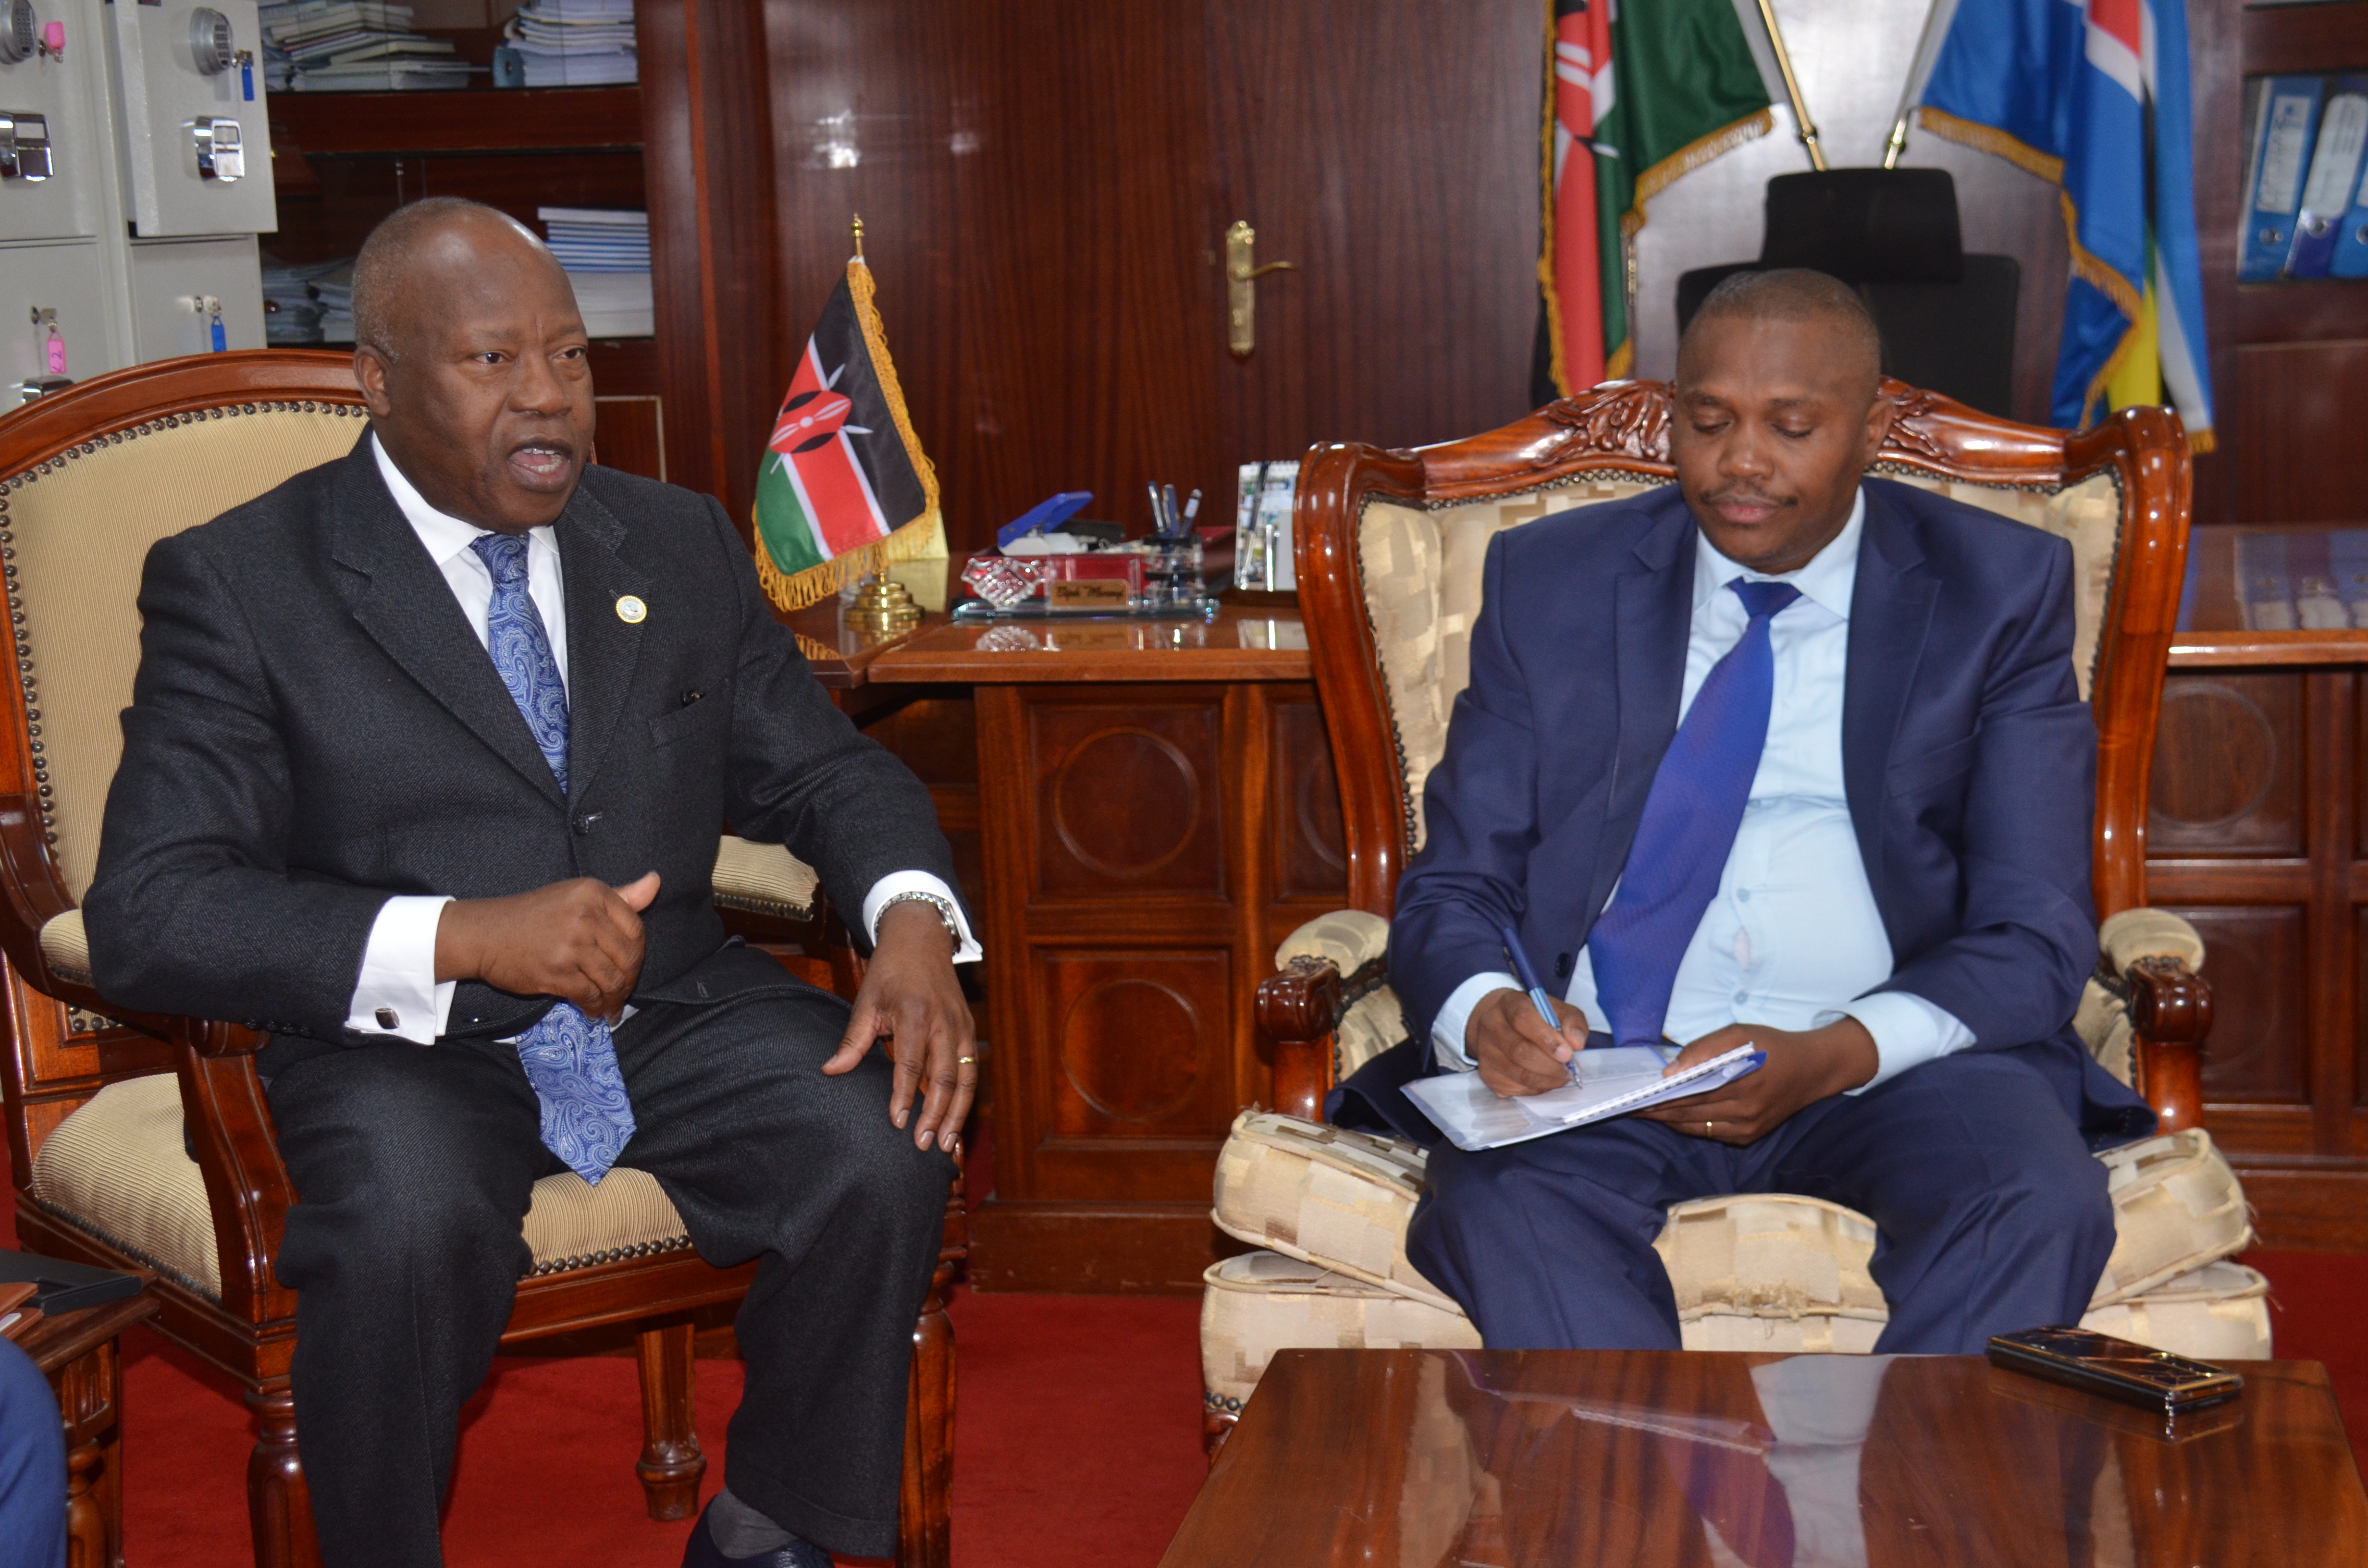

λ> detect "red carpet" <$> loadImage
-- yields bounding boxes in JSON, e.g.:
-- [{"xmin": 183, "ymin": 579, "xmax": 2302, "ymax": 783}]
[{"xmin": 6, "ymin": 1133, "xmax": 2364, "ymax": 1564}]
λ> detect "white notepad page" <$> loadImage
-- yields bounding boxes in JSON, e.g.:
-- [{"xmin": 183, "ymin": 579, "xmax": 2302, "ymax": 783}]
[{"xmin": 1403, "ymin": 1043, "xmax": 1766, "ymax": 1153}]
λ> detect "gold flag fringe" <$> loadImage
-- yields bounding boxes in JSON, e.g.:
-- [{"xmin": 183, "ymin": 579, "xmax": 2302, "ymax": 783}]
[
  {"xmin": 1914, "ymin": 107, "xmax": 2064, "ymax": 183},
  {"xmin": 756, "ymin": 254, "xmax": 949, "ymax": 614},
  {"xmin": 1622, "ymin": 109, "xmax": 1776, "ymax": 236}
]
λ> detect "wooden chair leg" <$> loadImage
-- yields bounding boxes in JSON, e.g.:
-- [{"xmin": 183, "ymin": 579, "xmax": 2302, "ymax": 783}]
[
  {"xmin": 896, "ymin": 1177, "xmax": 964, "ymax": 1568},
  {"xmin": 245, "ymin": 1384, "xmax": 318, "ymax": 1568},
  {"xmin": 635, "ymin": 1321, "xmax": 705, "ymax": 1520}
]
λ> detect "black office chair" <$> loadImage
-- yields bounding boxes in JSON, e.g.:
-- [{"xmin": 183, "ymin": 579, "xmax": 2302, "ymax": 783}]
[{"xmin": 1677, "ymin": 169, "xmax": 2019, "ymax": 418}]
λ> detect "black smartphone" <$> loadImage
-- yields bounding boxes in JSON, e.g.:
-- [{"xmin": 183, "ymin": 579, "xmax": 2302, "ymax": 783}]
[{"xmin": 1987, "ymin": 1326, "xmax": 2244, "ymax": 1414}]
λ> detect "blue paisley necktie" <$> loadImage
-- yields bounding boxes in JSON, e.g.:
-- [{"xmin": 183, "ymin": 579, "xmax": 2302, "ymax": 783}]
[
  {"xmin": 1587, "ymin": 579, "xmax": 1801, "ymax": 1049},
  {"xmin": 469, "ymin": 532, "xmax": 637, "ymax": 1184}
]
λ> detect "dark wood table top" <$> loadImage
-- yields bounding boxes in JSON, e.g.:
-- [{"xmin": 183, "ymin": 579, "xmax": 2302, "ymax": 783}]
[
  {"xmin": 2174, "ymin": 523, "xmax": 2368, "ymax": 667},
  {"xmin": 868, "ymin": 602, "xmax": 1310, "ymax": 685},
  {"xmin": 13, "ymin": 1286, "xmax": 157, "ymax": 1377},
  {"xmin": 1161, "ymin": 1349, "xmax": 2368, "ymax": 1568}
]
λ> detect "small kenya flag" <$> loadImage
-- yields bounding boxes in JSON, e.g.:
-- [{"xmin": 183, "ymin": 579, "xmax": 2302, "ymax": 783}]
[{"xmin": 752, "ymin": 245, "xmax": 943, "ymax": 611}]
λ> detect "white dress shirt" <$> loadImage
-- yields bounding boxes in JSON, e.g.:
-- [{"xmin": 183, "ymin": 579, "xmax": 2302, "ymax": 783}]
[
  {"xmin": 1431, "ymin": 490, "xmax": 1973, "ymax": 1090},
  {"xmin": 347, "ymin": 434, "xmax": 978, "ymax": 1043}
]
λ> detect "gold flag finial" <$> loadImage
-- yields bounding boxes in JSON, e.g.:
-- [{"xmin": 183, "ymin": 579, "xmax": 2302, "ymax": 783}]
[{"xmin": 851, "ymin": 213, "xmax": 865, "ymax": 261}]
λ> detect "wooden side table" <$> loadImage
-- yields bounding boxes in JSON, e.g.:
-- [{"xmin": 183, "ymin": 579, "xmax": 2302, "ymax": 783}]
[{"xmin": 16, "ymin": 1281, "xmax": 158, "ymax": 1568}]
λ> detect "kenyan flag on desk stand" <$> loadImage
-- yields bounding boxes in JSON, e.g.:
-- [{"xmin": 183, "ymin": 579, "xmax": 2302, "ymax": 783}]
[
  {"xmin": 1539, "ymin": 0, "xmax": 1777, "ymax": 394},
  {"xmin": 752, "ymin": 251, "xmax": 947, "ymax": 612}
]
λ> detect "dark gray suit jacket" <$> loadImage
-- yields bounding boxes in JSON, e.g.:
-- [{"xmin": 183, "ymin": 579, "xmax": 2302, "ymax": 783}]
[{"xmin": 85, "ymin": 435, "xmax": 959, "ymax": 1050}]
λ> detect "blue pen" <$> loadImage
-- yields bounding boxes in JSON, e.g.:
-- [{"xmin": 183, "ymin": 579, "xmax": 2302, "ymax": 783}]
[{"xmin": 1498, "ymin": 924, "xmax": 1566, "ymax": 1036}]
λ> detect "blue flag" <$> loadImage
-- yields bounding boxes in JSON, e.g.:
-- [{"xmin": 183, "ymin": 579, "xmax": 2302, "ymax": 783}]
[{"xmin": 1915, "ymin": 0, "xmax": 2215, "ymax": 448}]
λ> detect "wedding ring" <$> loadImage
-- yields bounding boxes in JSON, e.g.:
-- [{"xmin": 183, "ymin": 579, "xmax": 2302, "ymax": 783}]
[
  {"xmin": 957, "ymin": 1055, "xmax": 977, "ymax": 1066},
  {"xmin": 1705, "ymin": 1121, "xmax": 1714, "ymax": 1133}
]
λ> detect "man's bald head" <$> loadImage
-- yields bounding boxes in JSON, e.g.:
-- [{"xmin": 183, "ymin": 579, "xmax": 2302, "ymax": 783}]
[
  {"xmin": 351, "ymin": 197, "xmax": 563, "ymax": 361},
  {"xmin": 1681, "ymin": 268, "xmax": 1884, "ymax": 408},
  {"xmin": 349, "ymin": 197, "xmax": 594, "ymax": 534}
]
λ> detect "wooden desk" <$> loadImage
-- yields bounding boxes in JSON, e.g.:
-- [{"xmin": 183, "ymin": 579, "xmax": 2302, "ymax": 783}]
[
  {"xmin": 18, "ymin": 1284, "xmax": 158, "ymax": 1568},
  {"xmin": 861, "ymin": 606, "xmax": 1345, "ymax": 1290},
  {"xmin": 1163, "ymin": 1349, "xmax": 2368, "ymax": 1567},
  {"xmin": 2150, "ymin": 525, "xmax": 2368, "ymax": 1248}
]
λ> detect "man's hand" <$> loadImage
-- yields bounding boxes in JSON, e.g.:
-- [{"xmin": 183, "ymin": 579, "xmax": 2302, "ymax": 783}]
[
  {"xmin": 435, "ymin": 871, "xmax": 659, "ymax": 1023},
  {"xmin": 1468, "ymin": 988, "xmax": 1591, "ymax": 1097},
  {"xmin": 824, "ymin": 900, "xmax": 977, "ymax": 1153},
  {"xmin": 1636, "ymin": 1017, "xmax": 1879, "ymax": 1144}
]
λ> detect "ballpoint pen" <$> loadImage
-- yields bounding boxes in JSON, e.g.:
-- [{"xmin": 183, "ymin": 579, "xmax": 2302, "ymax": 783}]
[
  {"xmin": 1146, "ymin": 481, "xmax": 1168, "ymax": 537},
  {"xmin": 1498, "ymin": 924, "xmax": 1566, "ymax": 1036},
  {"xmin": 1163, "ymin": 483, "xmax": 1181, "ymax": 539},
  {"xmin": 1181, "ymin": 488, "xmax": 1202, "ymax": 534}
]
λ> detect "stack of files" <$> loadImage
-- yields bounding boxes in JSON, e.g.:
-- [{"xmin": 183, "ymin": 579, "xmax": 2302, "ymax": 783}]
[
  {"xmin": 259, "ymin": 256, "xmax": 348, "ymax": 345},
  {"xmin": 259, "ymin": 0, "xmax": 484, "ymax": 91},
  {"xmin": 539, "ymin": 208, "xmax": 651, "ymax": 335},
  {"xmin": 500, "ymin": 0, "xmax": 638, "ymax": 88},
  {"xmin": 2239, "ymin": 73, "xmax": 2368, "ymax": 280},
  {"xmin": 312, "ymin": 261, "xmax": 357, "ymax": 344}
]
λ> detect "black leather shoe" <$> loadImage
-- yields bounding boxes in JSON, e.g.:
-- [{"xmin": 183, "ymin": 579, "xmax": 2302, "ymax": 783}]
[{"xmin": 680, "ymin": 1499, "xmax": 830, "ymax": 1568}]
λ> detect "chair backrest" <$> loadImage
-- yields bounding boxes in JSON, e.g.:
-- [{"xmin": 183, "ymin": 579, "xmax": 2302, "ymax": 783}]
[
  {"xmin": 0, "ymin": 353, "xmax": 365, "ymax": 1148},
  {"xmin": 1295, "ymin": 378, "xmax": 2191, "ymax": 924}
]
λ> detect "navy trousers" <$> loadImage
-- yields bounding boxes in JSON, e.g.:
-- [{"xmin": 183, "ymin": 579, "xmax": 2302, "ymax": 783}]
[
  {"xmin": 0, "ymin": 1336, "xmax": 64, "ymax": 1568},
  {"xmin": 1404, "ymin": 1052, "xmax": 2115, "ymax": 1354}
]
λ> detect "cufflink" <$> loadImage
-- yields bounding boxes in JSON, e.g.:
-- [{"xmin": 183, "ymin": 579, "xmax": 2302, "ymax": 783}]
[{"xmin": 375, "ymin": 1006, "xmax": 398, "ymax": 1030}]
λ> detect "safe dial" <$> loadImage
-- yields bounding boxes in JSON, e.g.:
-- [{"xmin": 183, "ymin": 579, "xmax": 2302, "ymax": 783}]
[
  {"xmin": 0, "ymin": 1, "xmax": 34, "ymax": 67},
  {"xmin": 189, "ymin": 6, "xmax": 233, "ymax": 76}
]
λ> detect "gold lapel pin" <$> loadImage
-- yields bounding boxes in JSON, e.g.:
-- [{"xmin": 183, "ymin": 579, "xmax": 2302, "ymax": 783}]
[{"xmin": 616, "ymin": 594, "xmax": 647, "ymax": 624}]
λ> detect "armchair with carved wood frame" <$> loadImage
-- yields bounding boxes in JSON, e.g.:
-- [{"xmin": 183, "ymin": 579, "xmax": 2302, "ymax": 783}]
[
  {"xmin": 1200, "ymin": 382, "xmax": 2257, "ymax": 1449},
  {"xmin": 0, "ymin": 354, "xmax": 959, "ymax": 1568}
]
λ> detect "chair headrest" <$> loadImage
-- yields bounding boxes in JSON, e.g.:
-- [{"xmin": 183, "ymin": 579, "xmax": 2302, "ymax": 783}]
[{"xmin": 1759, "ymin": 168, "xmax": 1965, "ymax": 285}]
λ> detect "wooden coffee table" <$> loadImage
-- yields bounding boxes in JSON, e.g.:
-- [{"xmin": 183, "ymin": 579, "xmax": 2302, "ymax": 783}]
[{"xmin": 1161, "ymin": 1349, "xmax": 2368, "ymax": 1566}]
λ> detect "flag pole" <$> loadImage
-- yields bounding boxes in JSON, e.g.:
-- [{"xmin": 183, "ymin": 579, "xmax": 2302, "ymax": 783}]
[
  {"xmin": 851, "ymin": 212, "xmax": 865, "ymax": 262},
  {"xmin": 1751, "ymin": 0, "xmax": 1828, "ymax": 171},
  {"xmin": 1883, "ymin": 0, "xmax": 1951, "ymax": 168}
]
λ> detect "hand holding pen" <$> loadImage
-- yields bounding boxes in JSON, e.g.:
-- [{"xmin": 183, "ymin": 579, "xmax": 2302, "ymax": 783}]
[{"xmin": 1463, "ymin": 924, "xmax": 1590, "ymax": 1097}]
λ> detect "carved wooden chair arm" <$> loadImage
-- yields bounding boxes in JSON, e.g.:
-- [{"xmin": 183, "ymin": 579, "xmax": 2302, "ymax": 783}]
[
  {"xmin": 2125, "ymin": 955, "xmax": 2212, "ymax": 1134},
  {"xmin": 1257, "ymin": 956, "xmax": 1344, "ymax": 1122}
]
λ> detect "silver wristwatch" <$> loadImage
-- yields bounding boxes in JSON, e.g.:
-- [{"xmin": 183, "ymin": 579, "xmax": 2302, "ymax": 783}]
[{"xmin": 878, "ymin": 890, "xmax": 960, "ymax": 947}]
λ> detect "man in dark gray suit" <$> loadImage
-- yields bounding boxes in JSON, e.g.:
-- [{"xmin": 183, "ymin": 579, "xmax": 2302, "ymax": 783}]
[{"xmin": 84, "ymin": 198, "xmax": 974, "ymax": 1568}]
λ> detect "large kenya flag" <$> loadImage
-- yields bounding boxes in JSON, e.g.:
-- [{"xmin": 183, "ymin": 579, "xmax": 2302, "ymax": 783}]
[
  {"xmin": 1541, "ymin": 0, "xmax": 1773, "ymax": 394},
  {"xmin": 752, "ymin": 257, "xmax": 942, "ymax": 611}
]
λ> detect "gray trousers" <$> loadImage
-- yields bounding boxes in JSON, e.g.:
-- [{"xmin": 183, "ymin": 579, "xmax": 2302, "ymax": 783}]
[{"xmin": 264, "ymin": 978, "xmax": 953, "ymax": 1567}]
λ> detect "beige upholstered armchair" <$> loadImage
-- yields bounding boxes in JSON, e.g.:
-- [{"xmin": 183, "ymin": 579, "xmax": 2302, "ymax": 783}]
[
  {"xmin": 1200, "ymin": 382, "xmax": 2260, "ymax": 1448},
  {"xmin": 0, "ymin": 353, "xmax": 957, "ymax": 1568}
]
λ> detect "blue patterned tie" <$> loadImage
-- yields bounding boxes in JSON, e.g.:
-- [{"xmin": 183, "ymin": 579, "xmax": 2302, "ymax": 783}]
[
  {"xmin": 469, "ymin": 533, "xmax": 637, "ymax": 1184},
  {"xmin": 1587, "ymin": 579, "xmax": 1801, "ymax": 1049}
]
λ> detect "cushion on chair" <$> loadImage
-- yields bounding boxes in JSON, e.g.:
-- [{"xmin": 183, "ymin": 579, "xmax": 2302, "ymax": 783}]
[
  {"xmin": 1210, "ymin": 1110, "xmax": 1455, "ymax": 1311},
  {"xmin": 1650, "ymin": 1193, "xmax": 1890, "ymax": 1328},
  {"xmin": 1334, "ymin": 986, "xmax": 1410, "ymax": 1079},
  {"xmin": 1199, "ymin": 1250, "xmax": 1479, "ymax": 1421},
  {"xmin": 26, "ymin": 1073, "xmax": 696, "ymax": 1301},
  {"xmin": 2078, "ymin": 1261, "xmax": 2271, "ymax": 1361},
  {"xmin": 2090, "ymin": 1128, "xmax": 2253, "ymax": 1305},
  {"xmin": 38, "ymin": 909, "xmax": 88, "ymax": 985},
  {"xmin": 710, "ymin": 835, "xmax": 821, "ymax": 920},
  {"xmin": 5, "ymin": 404, "xmax": 370, "ymax": 904},
  {"xmin": 2097, "ymin": 907, "xmax": 2207, "ymax": 974},
  {"xmin": 1272, "ymin": 909, "xmax": 1392, "ymax": 976}
]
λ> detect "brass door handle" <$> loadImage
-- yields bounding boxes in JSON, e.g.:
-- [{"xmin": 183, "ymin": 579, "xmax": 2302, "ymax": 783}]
[{"xmin": 1225, "ymin": 220, "xmax": 1296, "ymax": 359}]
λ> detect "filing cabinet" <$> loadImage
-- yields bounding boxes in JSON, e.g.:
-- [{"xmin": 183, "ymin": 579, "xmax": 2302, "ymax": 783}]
[{"xmin": 104, "ymin": 0, "xmax": 274, "ymax": 238}]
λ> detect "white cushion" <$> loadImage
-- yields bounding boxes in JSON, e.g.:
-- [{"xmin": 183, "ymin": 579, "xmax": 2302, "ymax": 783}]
[
  {"xmin": 1199, "ymin": 1250, "xmax": 1478, "ymax": 1420},
  {"xmin": 1210, "ymin": 1110, "xmax": 1453, "ymax": 1311},
  {"xmin": 27, "ymin": 1073, "xmax": 696, "ymax": 1299}
]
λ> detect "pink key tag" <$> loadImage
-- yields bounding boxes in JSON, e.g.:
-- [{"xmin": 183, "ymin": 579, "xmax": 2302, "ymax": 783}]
[{"xmin": 43, "ymin": 324, "xmax": 64, "ymax": 376}]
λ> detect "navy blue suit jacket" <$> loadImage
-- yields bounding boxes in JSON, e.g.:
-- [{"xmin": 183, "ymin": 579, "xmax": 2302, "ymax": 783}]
[{"xmin": 1346, "ymin": 476, "xmax": 2153, "ymax": 1147}]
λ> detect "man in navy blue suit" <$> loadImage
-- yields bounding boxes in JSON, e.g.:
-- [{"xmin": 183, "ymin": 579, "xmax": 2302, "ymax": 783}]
[{"xmin": 1346, "ymin": 269, "xmax": 2154, "ymax": 1355}]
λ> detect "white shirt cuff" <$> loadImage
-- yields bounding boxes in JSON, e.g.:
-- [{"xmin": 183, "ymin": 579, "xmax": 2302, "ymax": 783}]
[
  {"xmin": 862, "ymin": 872, "xmax": 982, "ymax": 964},
  {"xmin": 346, "ymin": 895, "xmax": 456, "ymax": 1044},
  {"xmin": 1832, "ymin": 990, "xmax": 1975, "ymax": 1092},
  {"xmin": 1430, "ymin": 971, "xmax": 1521, "ymax": 1072}
]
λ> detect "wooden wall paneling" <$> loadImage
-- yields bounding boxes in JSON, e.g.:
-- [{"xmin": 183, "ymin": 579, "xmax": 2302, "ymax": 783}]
[
  {"xmin": 1269, "ymin": 692, "xmax": 1348, "ymax": 905},
  {"xmin": 592, "ymin": 397, "xmax": 665, "ymax": 482},
  {"xmin": 1202, "ymin": 0, "xmax": 1542, "ymax": 461},
  {"xmin": 757, "ymin": 0, "xmax": 1228, "ymax": 559},
  {"xmin": 2234, "ymin": 342, "xmax": 2368, "ymax": 524},
  {"xmin": 641, "ymin": 0, "xmax": 781, "ymax": 518}
]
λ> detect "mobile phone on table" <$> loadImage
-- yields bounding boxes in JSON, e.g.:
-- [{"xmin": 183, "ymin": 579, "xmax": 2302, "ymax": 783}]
[{"xmin": 1987, "ymin": 1326, "xmax": 2243, "ymax": 1414}]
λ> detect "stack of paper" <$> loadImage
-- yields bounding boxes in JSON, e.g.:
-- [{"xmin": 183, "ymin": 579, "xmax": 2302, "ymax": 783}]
[
  {"xmin": 539, "ymin": 208, "xmax": 652, "ymax": 336},
  {"xmin": 261, "ymin": 0, "xmax": 486, "ymax": 91},
  {"xmin": 260, "ymin": 256, "xmax": 349, "ymax": 345},
  {"xmin": 501, "ymin": 0, "xmax": 637, "ymax": 88},
  {"xmin": 312, "ymin": 262, "xmax": 357, "ymax": 344}
]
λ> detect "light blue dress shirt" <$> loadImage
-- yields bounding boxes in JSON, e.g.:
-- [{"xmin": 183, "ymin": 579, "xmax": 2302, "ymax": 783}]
[{"xmin": 1431, "ymin": 490, "xmax": 1974, "ymax": 1088}]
